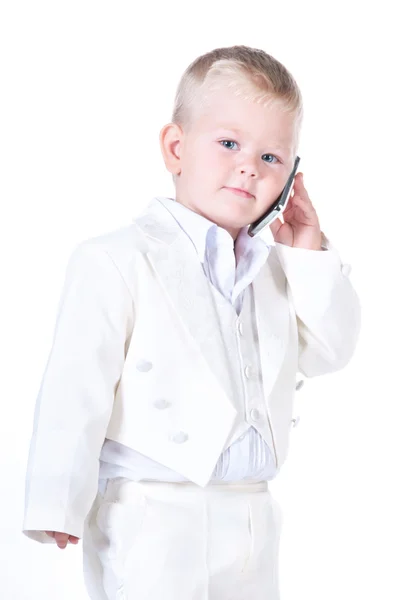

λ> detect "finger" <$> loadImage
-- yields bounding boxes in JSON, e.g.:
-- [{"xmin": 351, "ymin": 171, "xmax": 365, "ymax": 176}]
[
  {"xmin": 69, "ymin": 536, "xmax": 80, "ymax": 544},
  {"xmin": 294, "ymin": 173, "xmax": 309, "ymax": 195},
  {"xmin": 54, "ymin": 532, "xmax": 70, "ymax": 548},
  {"xmin": 282, "ymin": 202, "xmax": 295, "ymax": 216},
  {"xmin": 291, "ymin": 194, "xmax": 315, "ymax": 213},
  {"xmin": 54, "ymin": 532, "xmax": 70, "ymax": 541}
]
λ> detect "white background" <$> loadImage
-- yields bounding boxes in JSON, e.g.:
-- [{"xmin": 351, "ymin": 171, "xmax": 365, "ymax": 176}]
[{"xmin": 1, "ymin": 1, "xmax": 397, "ymax": 598}]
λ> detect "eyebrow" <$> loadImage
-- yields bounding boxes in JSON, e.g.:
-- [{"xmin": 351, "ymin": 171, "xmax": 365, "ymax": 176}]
[{"xmin": 215, "ymin": 127, "xmax": 289, "ymax": 151}]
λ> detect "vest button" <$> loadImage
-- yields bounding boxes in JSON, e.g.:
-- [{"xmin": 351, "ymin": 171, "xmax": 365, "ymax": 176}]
[
  {"xmin": 136, "ymin": 359, "xmax": 153, "ymax": 372},
  {"xmin": 153, "ymin": 398, "xmax": 170, "ymax": 409},
  {"xmin": 250, "ymin": 408, "xmax": 260, "ymax": 421},
  {"xmin": 170, "ymin": 431, "xmax": 188, "ymax": 444}
]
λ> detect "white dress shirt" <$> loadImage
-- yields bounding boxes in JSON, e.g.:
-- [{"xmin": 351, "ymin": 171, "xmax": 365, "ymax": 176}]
[{"xmin": 98, "ymin": 196, "xmax": 277, "ymax": 484}]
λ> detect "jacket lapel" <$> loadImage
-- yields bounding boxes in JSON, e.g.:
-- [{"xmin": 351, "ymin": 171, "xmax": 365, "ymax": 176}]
[{"xmin": 134, "ymin": 198, "xmax": 233, "ymax": 398}]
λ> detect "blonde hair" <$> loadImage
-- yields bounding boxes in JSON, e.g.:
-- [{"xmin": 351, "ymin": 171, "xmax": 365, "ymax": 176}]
[
  {"xmin": 170, "ymin": 45, "xmax": 303, "ymax": 184},
  {"xmin": 173, "ymin": 44, "xmax": 303, "ymax": 128}
]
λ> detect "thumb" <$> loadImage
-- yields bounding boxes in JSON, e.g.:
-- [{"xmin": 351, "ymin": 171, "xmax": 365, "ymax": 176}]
[{"xmin": 269, "ymin": 216, "xmax": 283, "ymax": 238}]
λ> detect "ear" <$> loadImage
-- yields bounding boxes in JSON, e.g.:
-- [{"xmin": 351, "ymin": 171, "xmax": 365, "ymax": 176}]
[{"xmin": 159, "ymin": 122, "xmax": 184, "ymax": 176}]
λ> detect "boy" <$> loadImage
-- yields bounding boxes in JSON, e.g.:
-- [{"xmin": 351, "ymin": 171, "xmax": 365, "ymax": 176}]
[{"xmin": 22, "ymin": 45, "xmax": 361, "ymax": 599}]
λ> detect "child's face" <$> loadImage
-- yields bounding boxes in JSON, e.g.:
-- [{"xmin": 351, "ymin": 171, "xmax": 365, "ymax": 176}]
[{"xmin": 163, "ymin": 88, "xmax": 298, "ymax": 240}]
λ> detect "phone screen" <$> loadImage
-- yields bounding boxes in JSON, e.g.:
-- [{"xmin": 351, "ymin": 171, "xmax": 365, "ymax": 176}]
[{"xmin": 247, "ymin": 156, "xmax": 301, "ymax": 237}]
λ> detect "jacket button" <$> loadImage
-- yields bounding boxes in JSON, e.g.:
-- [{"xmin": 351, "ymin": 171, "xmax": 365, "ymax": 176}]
[
  {"xmin": 170, "ymin": 431, "xmax": 188, "ymax": 444},
  {"xmin": 153, "ymin": 398, "xmax": 170, "ymax": 409},
  {"xmin": 341, "ymin": 263, "xmax": 352, "ymax": 277},
  {"xmin": 295, "ymin": 379, "xmax": 304, "ymax": 391},
  {"xmin": 250, "ymin": 408, "xmax": 260, "ymax": 421},
  {"xmin": 244, "ymin": 365, "xmax": 253, "ymax": 379},
  {"xmin": 136, "ymin": 359, "xmax": 153, "ymax": 372}
]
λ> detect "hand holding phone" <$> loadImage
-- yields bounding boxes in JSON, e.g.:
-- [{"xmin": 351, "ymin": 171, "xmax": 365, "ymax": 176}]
[{"xmin": 247, "ymin": 156, "xmax": 301, "ymax": 237}]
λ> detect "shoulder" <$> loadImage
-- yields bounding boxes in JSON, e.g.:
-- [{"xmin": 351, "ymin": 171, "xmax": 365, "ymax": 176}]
[{"xmin": 67, "ymin": 223, "xmax": 147, "ymax": 287}]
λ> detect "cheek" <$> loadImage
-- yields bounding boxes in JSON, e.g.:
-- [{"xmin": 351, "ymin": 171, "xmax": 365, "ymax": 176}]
[
  {"xmin": 186, "ymin": 145, "xmax": 215, "ymax": 173},
  {"xmin": 200, "ymin": 147, "xmax": 227, "ymax": 179},
  {"xmin": 266, "ymin": 172, "xmax": 286, "ymax": 192},
  {"xmin": 210, "ymin": 147, "xmax": 232, "ymax": 174},
  {"xmin": 256, "ymin": 177, "xmax": 284, "ymax": 207}
]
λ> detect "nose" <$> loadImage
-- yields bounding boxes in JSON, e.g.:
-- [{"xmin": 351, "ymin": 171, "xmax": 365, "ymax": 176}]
[{"xmin": 237, "ymin": 156, "xmax": 259, "ymax": 178}]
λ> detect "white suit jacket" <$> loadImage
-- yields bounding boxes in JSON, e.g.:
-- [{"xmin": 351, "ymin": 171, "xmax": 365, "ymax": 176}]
[{"xmin": 22, "ymin": 197, "xmax": 361, "ymax": 542}]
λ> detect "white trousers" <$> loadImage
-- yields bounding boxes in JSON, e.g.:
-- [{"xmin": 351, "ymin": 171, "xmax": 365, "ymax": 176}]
[{"xmin": 82, "ymin": 477, "xmax": 282, "ymax": 600}]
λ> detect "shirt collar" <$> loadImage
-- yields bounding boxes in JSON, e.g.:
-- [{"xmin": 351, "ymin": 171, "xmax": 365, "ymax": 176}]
[{"xmin": 154, "ymin": 196, "xmax": 271, "ymax": 266}]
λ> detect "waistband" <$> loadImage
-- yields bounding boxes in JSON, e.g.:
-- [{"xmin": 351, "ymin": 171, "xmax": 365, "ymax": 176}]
[{"xmin": 99, "ymin": 477, "xmax": 268, "ymax": 502}]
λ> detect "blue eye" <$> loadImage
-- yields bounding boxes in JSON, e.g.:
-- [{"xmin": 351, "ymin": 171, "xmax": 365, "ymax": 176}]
[
  {"xmin": 220, "ymin": 140, "xmax": 238, "ymax": 150},
  {"xmin": 262, "ymin": 154, "xmax": 278, "ymax": 164},
  {"xmin": 220, "ymin": 140, "xmax": 278, "ymax": 163}
]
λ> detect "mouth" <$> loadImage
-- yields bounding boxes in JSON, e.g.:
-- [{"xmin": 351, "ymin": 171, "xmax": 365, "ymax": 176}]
[{"xmin": 223, "ymin": 187, "xmax": 254, "ymax": 199}]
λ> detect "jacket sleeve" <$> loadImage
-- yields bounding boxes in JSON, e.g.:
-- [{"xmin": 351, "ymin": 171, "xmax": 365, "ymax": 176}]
[
  {"xmin": 22, "ymin": 241, "xmax": 133, "ymax": 543},
  {"xmin": 274, "ymin": 233, "xmax": 361, "ymax": 377}
]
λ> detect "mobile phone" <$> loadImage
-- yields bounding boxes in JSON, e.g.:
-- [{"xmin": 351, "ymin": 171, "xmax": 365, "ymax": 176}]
[{"xmin": 247, "ymin": 155, "xmax": 301, "ymax": 237}]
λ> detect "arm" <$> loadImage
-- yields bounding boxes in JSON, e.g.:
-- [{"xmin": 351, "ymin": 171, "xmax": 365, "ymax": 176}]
[
  {"xmin": 275, "ymin": 233, "xmax": 361, "ymax": 377},
  {"xmin": 22, "ymin": 241, "xmax": 133, "ymax": 543}
]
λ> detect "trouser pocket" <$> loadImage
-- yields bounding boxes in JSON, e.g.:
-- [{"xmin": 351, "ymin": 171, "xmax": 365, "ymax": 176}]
[
  {"xmin": 92, "ymin": 480, "xmax": 147, "ymax": 599},
  {"xmin": 242, "ymin": 491, "xmax": 282, "ymax": 577}
]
